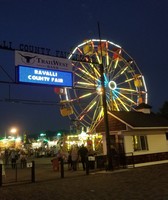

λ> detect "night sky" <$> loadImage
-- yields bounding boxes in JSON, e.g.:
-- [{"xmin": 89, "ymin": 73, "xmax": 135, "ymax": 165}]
[{"xmin": 0, "ymin": 0, "xmax": 168, "ymax": 136}]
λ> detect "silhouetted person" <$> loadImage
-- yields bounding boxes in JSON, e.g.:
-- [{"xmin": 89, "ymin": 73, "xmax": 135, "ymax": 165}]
[
  {"xmin": 11, "ymin": 150, "xmax": 17, "ymax": 169},
  {"xmin": 78, "ymin": 144, "xmax": 88, "ymax": 170}
]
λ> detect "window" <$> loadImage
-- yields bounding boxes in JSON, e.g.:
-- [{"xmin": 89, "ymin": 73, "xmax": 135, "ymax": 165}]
[
  {"xmin": 133, "ymin": 135, "xmax": 148, "ymax": 151},
  {"xmin": 165, "ymin": 132, "xmax": 168, "ymax": 140}
]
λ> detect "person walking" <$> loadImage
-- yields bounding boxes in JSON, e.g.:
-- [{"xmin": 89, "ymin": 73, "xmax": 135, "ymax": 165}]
[
  {"xmin": 0, "ymin": 150, "xmax": 6, "ymax": 177},
  {"xmin": 67, "ymin": 150, "xmax": 72, "ymax": 170},
  {"xmin": 10, "ymin": 150, "xmax": 17, "ymax": 169},
  {"xmin": 78, "ymin": 144, "xmax": 88, "ymax": 171},
  {"xmin": 20, "ymin": 151, "xmax": 27, "ymax": 168},
  {"xmin": 71, "ymin": 146, "xmax": 79, "ymax": 171}
]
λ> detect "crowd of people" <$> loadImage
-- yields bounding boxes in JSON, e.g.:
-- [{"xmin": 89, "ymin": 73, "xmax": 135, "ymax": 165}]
[
  {"xmin": 51, "ymin": 144, "xmax": 95, "ymax": 172},
  {"xmin": 0, "ymin": 148, "xmax": 28, "ymax": 170},
  {"xmin": 0, "ymin": 144, "xmax": 95, "ymax": 173}
]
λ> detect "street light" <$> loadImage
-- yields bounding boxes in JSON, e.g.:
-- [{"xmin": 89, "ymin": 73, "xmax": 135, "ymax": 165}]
[
  {"xmin": 10, "ymin": 127, "xmax": 18, "ymax": 139},
  {"xmin": 10, "ymin": 128, "xmax": 17, "ymax": 134},
  {"xmin": 4, "ymin": 127, "xmax": 17, "ymax": 139}
]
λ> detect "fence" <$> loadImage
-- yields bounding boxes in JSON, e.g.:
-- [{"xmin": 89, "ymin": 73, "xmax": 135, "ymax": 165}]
[
  {"xmin": 0, "ymin": 161, "xmax": 35, "ymax": 186},
  {"xmin": 0, "ymin": 158, "xmax": 89, "ymax": 186},
  {"xmin": 0, "ymin": 154, "xmax": 135, "ymax": 187}
]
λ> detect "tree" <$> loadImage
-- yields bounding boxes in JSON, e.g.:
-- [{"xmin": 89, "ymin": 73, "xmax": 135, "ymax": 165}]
[{"xmin": 157, "ymin": 101, "xmax": 168, "ymax": 119}]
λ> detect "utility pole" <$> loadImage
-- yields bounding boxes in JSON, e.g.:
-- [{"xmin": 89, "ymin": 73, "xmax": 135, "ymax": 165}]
[{"xmin": 98, "ymin": 22, "xmax": 113, "ymax": 170}]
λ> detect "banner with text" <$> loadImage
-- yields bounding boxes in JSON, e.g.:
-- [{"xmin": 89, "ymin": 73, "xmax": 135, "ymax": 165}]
[
  {"xmin": 15, "ymin": 50, "xmax": 72, "ymax": 72},
  {"xmin": 17, "ymin": 65, "xmax": 73, "ymax": 87}
]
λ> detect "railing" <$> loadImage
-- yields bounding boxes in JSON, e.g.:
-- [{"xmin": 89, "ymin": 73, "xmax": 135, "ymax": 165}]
[
  {"xmin": 0, "ymin": 154, "xmax": 135, "ymax": 187},
  {"xmin": 0, "ymin": 161, "xmax": 35, "ymax": 187},
  {"xmin": 125, "ymin": 152, "xmax": 135, "ymax": 168}
]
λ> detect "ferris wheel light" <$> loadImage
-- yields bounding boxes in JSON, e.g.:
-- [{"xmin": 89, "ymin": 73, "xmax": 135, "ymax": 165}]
[
  {"xmin": 107, "ymin": 40, "xmax": 121, "ymax": 48},
  {"xmin": 118, "ymin": 87, "xmax": 136, "ymax": 92},
  {"xmin": 142, "ymin": 75, "xmax": 147, "ymax": 92},
  {"xmin": 120, "ymin": 66, "xmax": 129, "ymax": 74},
  {"xmin": 125, "ymin": 77, "xmax": 134, "ymax": 83},
  {"xmin": 128, "ymin": 60, "xmax": 133, "ymax": 64},
  {"xmin": 115, "ymin": 90, "xmax": 136, "ymax": 105},
  {"xmin": 95, "ymin": 52, "xmax": 101, "ymax": 64},
  {"xmin": 106, "ymin": 53, "xmax": 109, "ymax": 66},
  {"xmin": 114, "ymin": 58, "xmax": 119, "ymax": 69},
  {"xmin": 97, "ymin": 87, "xmax": 103, "ymax": 95},
  {"xmin": 77, "ymin": 81, "xmax": 95, "ymax": 86},
  {"xmin": 108, "ymin": 81, "xmax": 117, "ymax": 90},
  {"xmin": 77, "ymin": 47, "xmax": 83, "ymax": 54}
]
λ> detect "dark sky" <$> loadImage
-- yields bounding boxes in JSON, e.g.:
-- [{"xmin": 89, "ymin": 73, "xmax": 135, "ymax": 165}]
[{"xmin": 0, "ymin": 0, "xmax": 168, "ymax": 136}]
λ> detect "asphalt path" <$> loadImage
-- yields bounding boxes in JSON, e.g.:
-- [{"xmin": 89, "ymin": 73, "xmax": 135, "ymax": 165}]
[{"xmin": 0, "ymin": 157, "xmax": 168, "ymax": 200}]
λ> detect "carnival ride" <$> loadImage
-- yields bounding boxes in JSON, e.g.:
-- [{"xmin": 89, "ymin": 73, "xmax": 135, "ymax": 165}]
[{"xmin": 55, "ymin": 39, "xmax": 148, "ymax": 133}]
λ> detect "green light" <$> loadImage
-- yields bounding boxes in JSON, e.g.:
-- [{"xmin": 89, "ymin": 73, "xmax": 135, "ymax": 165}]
[
  {"xmin": 57, "ymin": 132, "xmax": 61, "ymax": 136},
  {"xmin": 40, "ymin": 133, "xmax": 46, "ymax": 137}
]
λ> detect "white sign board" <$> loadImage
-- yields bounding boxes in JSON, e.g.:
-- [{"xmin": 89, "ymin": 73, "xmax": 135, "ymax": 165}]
[
  {"xmin": 15, "ymin": 50, "xmax": 72, "ymax": 72},
  {"xmin": 88, "ymin": 156, "xmax": 95, "ymax": 161},
  {"xmin": 27, "ymin": 162, "xmax": 33, "ymax": 168}
]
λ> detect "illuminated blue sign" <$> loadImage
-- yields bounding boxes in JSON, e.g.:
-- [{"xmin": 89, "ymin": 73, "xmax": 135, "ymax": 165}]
[{"xmin": 17, "ymin": 65, "xmax": 73, "ymax": 87}]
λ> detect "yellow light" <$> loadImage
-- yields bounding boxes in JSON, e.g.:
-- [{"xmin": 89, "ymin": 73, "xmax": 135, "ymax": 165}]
[
  {"xmin": 78, "ymin": 67, "xmax": 98, "ymax": 82},
  {"xmin": 10, "ymin": 128, "xmax": 17, "ymax": 133},
  {"xmin": 118, "ymin": 87, "xmax": 137, "ymax": 92},
  {"xmin": 114, "ymin": 58, "xmax": 119, "ymax": 69},
  {"xmin": 78, "ymin": 93, "xmax": 92, "ymax": 99},
  {"xmin": 115, "ymin": 90, "xmax": 137, "ymax": 105},
  {"xmin": 120, "ymin": 66, "xmax": 128, "ymax": 74},
  {"xmin": 77, "ymin": 81, "xmax": 95, "ymax": 86}
]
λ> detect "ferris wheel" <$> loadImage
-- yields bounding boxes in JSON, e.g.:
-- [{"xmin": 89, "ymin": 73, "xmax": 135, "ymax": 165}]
[{"xmin": 56, "ymin": 39, "xmax": 148, "ymax": 133}]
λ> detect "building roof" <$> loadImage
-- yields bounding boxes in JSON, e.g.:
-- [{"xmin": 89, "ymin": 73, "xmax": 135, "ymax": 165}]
[
  {"xmin": 108, "ymin": 111, "xmax": 168, "ymax": 129},
  {"xmin": 135, "ymin": 103, "xmax": 152, "ymax": 110}
]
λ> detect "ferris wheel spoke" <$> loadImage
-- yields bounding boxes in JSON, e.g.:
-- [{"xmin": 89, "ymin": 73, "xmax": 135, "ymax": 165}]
[
  {"xmin": 111, "ymin": 65, "xmax": 129, "ymax": 81},
  {"xmin": 112, "ymin": 92, "xmax": 130, "ymax": 111},
  {"xmin": 90, "ymin": 107, "xmax": 104, "ymax": 132},
  {"xmin": 78, "ymin": 94, "xmax": 100, "ymax": 120},
  {"xmin": 91, "ymin": 97, "xmax": 102, "ymax": 123},
  {"xmin": 75, "ymin": 81, "xmax": 96, "ymax": 88},
  {"xmin": 117, "ymin": 78, "xmax": 134, "ymax": 87},
  {"xmin": 74, "ymin": 71, "xmax": 95, "ymax": 85},
  {"xmin": 87, "ymin": 62, "xmax": 101, "ymax": 80},
  {"xmin": 106, "ymin": 99, "xmax": 113, "ymax": 111},
  {"xmin": 106, "ymin": 52, "xmax": 109, "ymax": 68},
  {"xmin": 109, "ymin": 48, "xmax": 122, "ymax": 75},
  {"xmin": 113, "ymin": 58, "xmax": 119, "ymax": 70},
  {"xmin": 89, "ymin": 97, "xmax": 103, "ymax": 129},
  {"xmin": 78, "ymin": 101, "xmax": 97, "ymax": 121},
  {"xmin": 117, "ymin": 87, "xmax": 138, "ymax": 94},
  {"xmin": 107, "ymin": 57, "xmax": 114, "ymax": 73},
  {"xmin": 108, "ymin": 58, "xmax": 120, "ymax": 78},
  {"xmin": 114, "ymin": 90, "xmax": 137, "ymax": 105},
  {"xmin": 77, "ymin": 66, "xmax": 100, "ymax": 83},
  {"xmin": 112, "ymin": 97, "xmax": 120, "ymax": 111},
  {"xmin": 95, "ymin": 52, "xmax": 101, "ymax": 64},
  {"xmin": 91, "ymin": 63, "xmax": 101, "ymax": 78},
  {"xmin": 77, "ymin": 47, "xmax": 83, "ymax": 55},
  {"xmin": 80, "ymin": 62, "xmax": 93, "ymax": 76},
  {"xmin": 124, "ymin": 77, "xmax": 135, "ymax": 83},
  {"xmin": 68, "ymin": 92, "xmax": 95, "ymax": 104}
]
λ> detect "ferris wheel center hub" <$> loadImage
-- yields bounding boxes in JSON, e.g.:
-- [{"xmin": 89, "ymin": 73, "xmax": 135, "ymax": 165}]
[{"xmin": 108, "ymin": 81, "xmax": 117, "ymax": 90}]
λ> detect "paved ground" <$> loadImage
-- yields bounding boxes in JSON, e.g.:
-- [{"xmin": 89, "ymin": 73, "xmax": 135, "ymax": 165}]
[{"xmin": 0, "ymin": 157, "xmax": 168, "ymax": 200}]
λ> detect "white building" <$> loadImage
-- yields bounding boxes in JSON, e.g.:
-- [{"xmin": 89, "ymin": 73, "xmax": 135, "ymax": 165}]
[{"xmin": 95, "ymin": 103, "xmax": 168, "ymax": 167}]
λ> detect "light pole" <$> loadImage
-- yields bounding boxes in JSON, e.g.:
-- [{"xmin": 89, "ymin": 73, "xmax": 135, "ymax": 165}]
[{"xmin": 98, "ymin": 23, "xmax": 113, "ymax": 170}]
